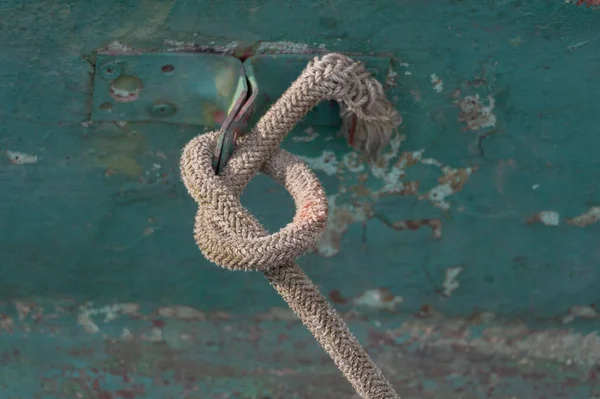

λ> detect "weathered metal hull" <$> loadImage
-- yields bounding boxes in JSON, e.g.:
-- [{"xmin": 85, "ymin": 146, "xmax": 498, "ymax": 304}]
[{"xmin": 1, "ymin": 1, "xmax": 599, "ymax": 397}]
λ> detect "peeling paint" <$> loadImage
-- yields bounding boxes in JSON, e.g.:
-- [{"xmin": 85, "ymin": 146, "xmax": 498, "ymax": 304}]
[
  {"xmin": 456, "ymin": 94, "xmax": 497, "ymax": 131},
  {"xmin": 352, "ymin": 288, "xmax": 403, "ymax": 311},
  {"xmin": 256, "ymin": 41, "xmax": 327, "ymax": 54},
  {"xmin": 566, "ymin": 206, "xmax": 600, "ymax": 227},
  {"xmin": 6, "ymin": 150, "xmax": 38, "ymax": 164},
  {"xmin": 156, "ymin": 305, "xmax": 206, "ymax": 320},
  {"xmin": 298, "ymin": 130, "xmax": 477, "ymax": 257},
  {"xmin": 430, "ymin": 73, "xmax": 443, "ymax": 93},
  {"xmin": 442, "ymin": 266, "xmax": 463, "ymax": 297},
  {"xmin": 296, "ymin": 150, "xmax": 338, "ymax": 176},
  {"xmin": 563, "ymin": 305, "xmax": 598, "ymax": 324},
  {"xmin": 527, "ymin": 210, "xmax": 561, "ymax": 226},
  {"xmin": 292, "ymin": 126, "xmax": 319, "ymax": 143}
]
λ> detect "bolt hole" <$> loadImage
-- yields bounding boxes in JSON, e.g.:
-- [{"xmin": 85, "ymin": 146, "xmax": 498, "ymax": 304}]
[
  {"xmin": 100, "ymin": 102, "xmax": 112, "ymax": 110},
  {"xmin": 161, "ymin": 64, "xmax": 175, "ymax": 73}
]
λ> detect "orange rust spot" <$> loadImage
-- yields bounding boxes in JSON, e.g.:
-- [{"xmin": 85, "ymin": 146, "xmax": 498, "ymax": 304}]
[
  {"xmin": 397, "ymin": 151, "xmax": 420, "ymax": 168},
  {"xmin": 329, "ymin": 289, "xmax": 348, "ymax": 305},
  {"xmin": 417, "ymin": 304, "xmax": 434, "ymax": 318},
  {"xmin": 378, "ymin": 288, "xmax": 396, "ymax": 303},
  {"xmin": 388, "ymin": 218, "xmax": 442, "ymax": 238}
]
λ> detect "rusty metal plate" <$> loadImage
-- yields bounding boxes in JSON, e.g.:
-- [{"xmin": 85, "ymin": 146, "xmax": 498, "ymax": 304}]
[
  {"xmin": 90, "ymin": 52, "xmax": 245, "ymax": 126},
  {"xmin": 244, "ymin": 54, "xmax": 393, "ymax": 127}
]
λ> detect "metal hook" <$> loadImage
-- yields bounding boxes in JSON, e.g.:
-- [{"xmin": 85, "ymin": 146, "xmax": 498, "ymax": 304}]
[{"xmin": 212, "ymin": 65, "xmax": 259, "ymax": 175}]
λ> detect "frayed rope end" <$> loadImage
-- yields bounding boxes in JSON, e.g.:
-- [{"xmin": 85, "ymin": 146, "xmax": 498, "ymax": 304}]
[{"xmin": 340, "ymin": 99, "xmax": 402, "ymax": 157}]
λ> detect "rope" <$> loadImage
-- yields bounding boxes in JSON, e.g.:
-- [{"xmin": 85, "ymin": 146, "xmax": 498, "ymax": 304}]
[{"xmin": 180, "ymin": 53, "xmax": 402, "ymax": 399}]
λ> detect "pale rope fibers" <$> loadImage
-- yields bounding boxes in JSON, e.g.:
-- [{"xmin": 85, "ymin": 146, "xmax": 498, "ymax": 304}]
[{"xmin": 180, "ymin": 53, "xmax": 402, "ymax": 399}]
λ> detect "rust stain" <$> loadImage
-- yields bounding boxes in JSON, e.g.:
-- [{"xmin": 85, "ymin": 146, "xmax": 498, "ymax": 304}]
[
  {"xmin": 388, "ymin": 218, "xmax": 443, "ymax": 238},
  {"xmin": 328, "ymin": 289, "xmax": 349, "ymax": 305}
]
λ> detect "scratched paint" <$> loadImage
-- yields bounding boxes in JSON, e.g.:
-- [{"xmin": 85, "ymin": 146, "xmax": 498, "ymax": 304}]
[{"xmin": 2, "ymin": 299, "xmax": 600, "ymax": 397}]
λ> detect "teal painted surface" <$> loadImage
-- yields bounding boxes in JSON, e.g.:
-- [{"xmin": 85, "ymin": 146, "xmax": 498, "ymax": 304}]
[{"xmin": 2, "ymin": 0, "xmax": 600, "ymax": 397}]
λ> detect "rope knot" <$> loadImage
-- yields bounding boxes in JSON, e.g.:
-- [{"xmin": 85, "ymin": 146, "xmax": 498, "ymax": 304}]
[
  {"xmin": 180, "ymin": 53, "xmax": 401, "ymax": 273},
  {"xmin": 180, "ymin": 132, "xmax": 329, "ymax": 271},
  {"xmin": 180, "ymin": 53, "xmax": 402, "ymax": 399}
]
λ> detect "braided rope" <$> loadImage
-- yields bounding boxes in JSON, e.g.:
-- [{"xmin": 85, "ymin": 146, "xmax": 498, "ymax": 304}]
[{"xmin": 180, "ymin": 53, "xmax": 402, "ymax": 399}]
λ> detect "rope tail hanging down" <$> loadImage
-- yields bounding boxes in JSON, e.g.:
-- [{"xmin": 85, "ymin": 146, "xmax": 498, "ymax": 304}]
[{"xmin": 180, "ymin": 53, "xmax": 403, "ymax": 399}]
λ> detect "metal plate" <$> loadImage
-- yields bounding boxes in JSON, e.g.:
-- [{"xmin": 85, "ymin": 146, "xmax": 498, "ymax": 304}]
[
  {"xmin": 244, "ymin": 54, "xmax": 392, "ymax": 127},
  {"xmin": 91, "ymin": 52, "xmax": 245, "ymax": 126}
]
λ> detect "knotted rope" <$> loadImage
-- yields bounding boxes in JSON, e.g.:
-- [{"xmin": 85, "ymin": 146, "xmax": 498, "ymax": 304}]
[{"xmin": 180, "ymin": 53, "xmax": 402, "ymax": 399}]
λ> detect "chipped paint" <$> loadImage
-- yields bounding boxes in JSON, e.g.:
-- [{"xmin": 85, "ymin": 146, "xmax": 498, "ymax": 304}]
[
  {"xmin": 296, "ymin": 150, "xmax": 338, "ymax": 176},
  {"xmin": 6, "ymin": 150, "xmax": 38, "ymax": 164},
  {"xmin": 352, "ymin": 288, "xmax": 403, "ymax": 311},
  {"xmin": 527, "ymin": 210, "xmax": 561, "ymax": 226},
  {"xmin": 456, "ymin": 94, "xmax": 497, "ymax": 131},
  {"xmin": 563, "ymin": 305, "xmax": 598, "ymax": 324},
  {"xmin": 256, "ymin": 41, "xmax": 327, "ymax": 54},
  {"xmin": 430, "ymin": 73, "xmax": 443, "ymax": 93},
  {"xmin": 385, "ymin": 65, "xmax": 397, "ymax": 88},
  {"xmin": 298, "ymin": 131, "xmax": 478, "ymax": 257},
  {"xmin": 291, "ymin": 126, "xmax": 319, "ymax": 143},
  {"xmin": 316, "ymin": 194, "xmax": 368, "ymax": 257},
  {"xmin": 442, "ymin": 266, "xmax": 463, "ymax": 297},
  {"xmin": 77, "ymin": 303, "xmax": 141, "ymax": 334},
  {"xmin": 156, "ymin": 305, "xmax": 205, "ymax": 320},
  {"xmin": 566, "ymin": 206, "xmax": 600, "ymax": 227}
]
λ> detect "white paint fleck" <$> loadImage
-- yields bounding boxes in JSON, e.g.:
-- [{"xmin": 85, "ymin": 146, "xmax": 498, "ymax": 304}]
[
  {"xmin": 539, "ymin": 210, "xmax": 560, "ymax": 226},
  {"xmin": 532, "ymin": 183, "xmax": 540, "ymax": 190},
  {"xmin": 297, "ymin": 151, "xmax": 338, "ymax": 176},
  {"xmin": 77, "ymin": 312, "xmax": 100, "ymax": 334},
  {"xmin": 426, "ymin": 183, "xmax": 454, "ymax": 210},
  {"xmin": 292, "ymin": 127, "xmax": 319, "ymax": 143},
  {"xmin": 341, "ymin": 152, "xmax": 365, "ymax": 173},
  {"xmin": 121, "ymin": 328, "xmax": 134, "ymax": 341},
  {"xmin": 563, "ymin": 305, "xmax": 598, "ymax": 324},
  {"xmin": 443, "ymin": 266, "xmax": 463, "ymax": 297},
  {"xmin": 257, "ymin": 41, "xmax": 313, "ymax": 53},
  {"xmin": 143, "ymin": 327, "xmax": 163, "ymax": 342},
  {"xmin": 430, "ymin": 73, "xmax": 443, "ymax": 93},
  {"xmin": 419, "ymin": 157, "xmax": 443, "ymax": 167},
  {"xmin": 76, "ymin": 303, "xmax": 140, "ymax": 333},
  {"xmin": 6, "ymin": 150, "xmax": 38, "ymax": 164},
  {"xmin": 353, "ymin": 288, "xmax": 403, "ymax": 311},
  {"xmin": 385, "ymin": 66, "xmax": 398, "ymax": 87},
  {"xmin": 156, "ymin": 305, "xmax": 205, "ymax": 320}
]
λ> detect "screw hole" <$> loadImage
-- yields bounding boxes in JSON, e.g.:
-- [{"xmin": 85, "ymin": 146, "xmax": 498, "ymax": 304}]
[
  {"xmin": 161, "ymin": 64, "xmax": 175, "ymax": 73},
  {"xmin": 100, "ymin": 102, "xmax": 112, "ymax": 110}
]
